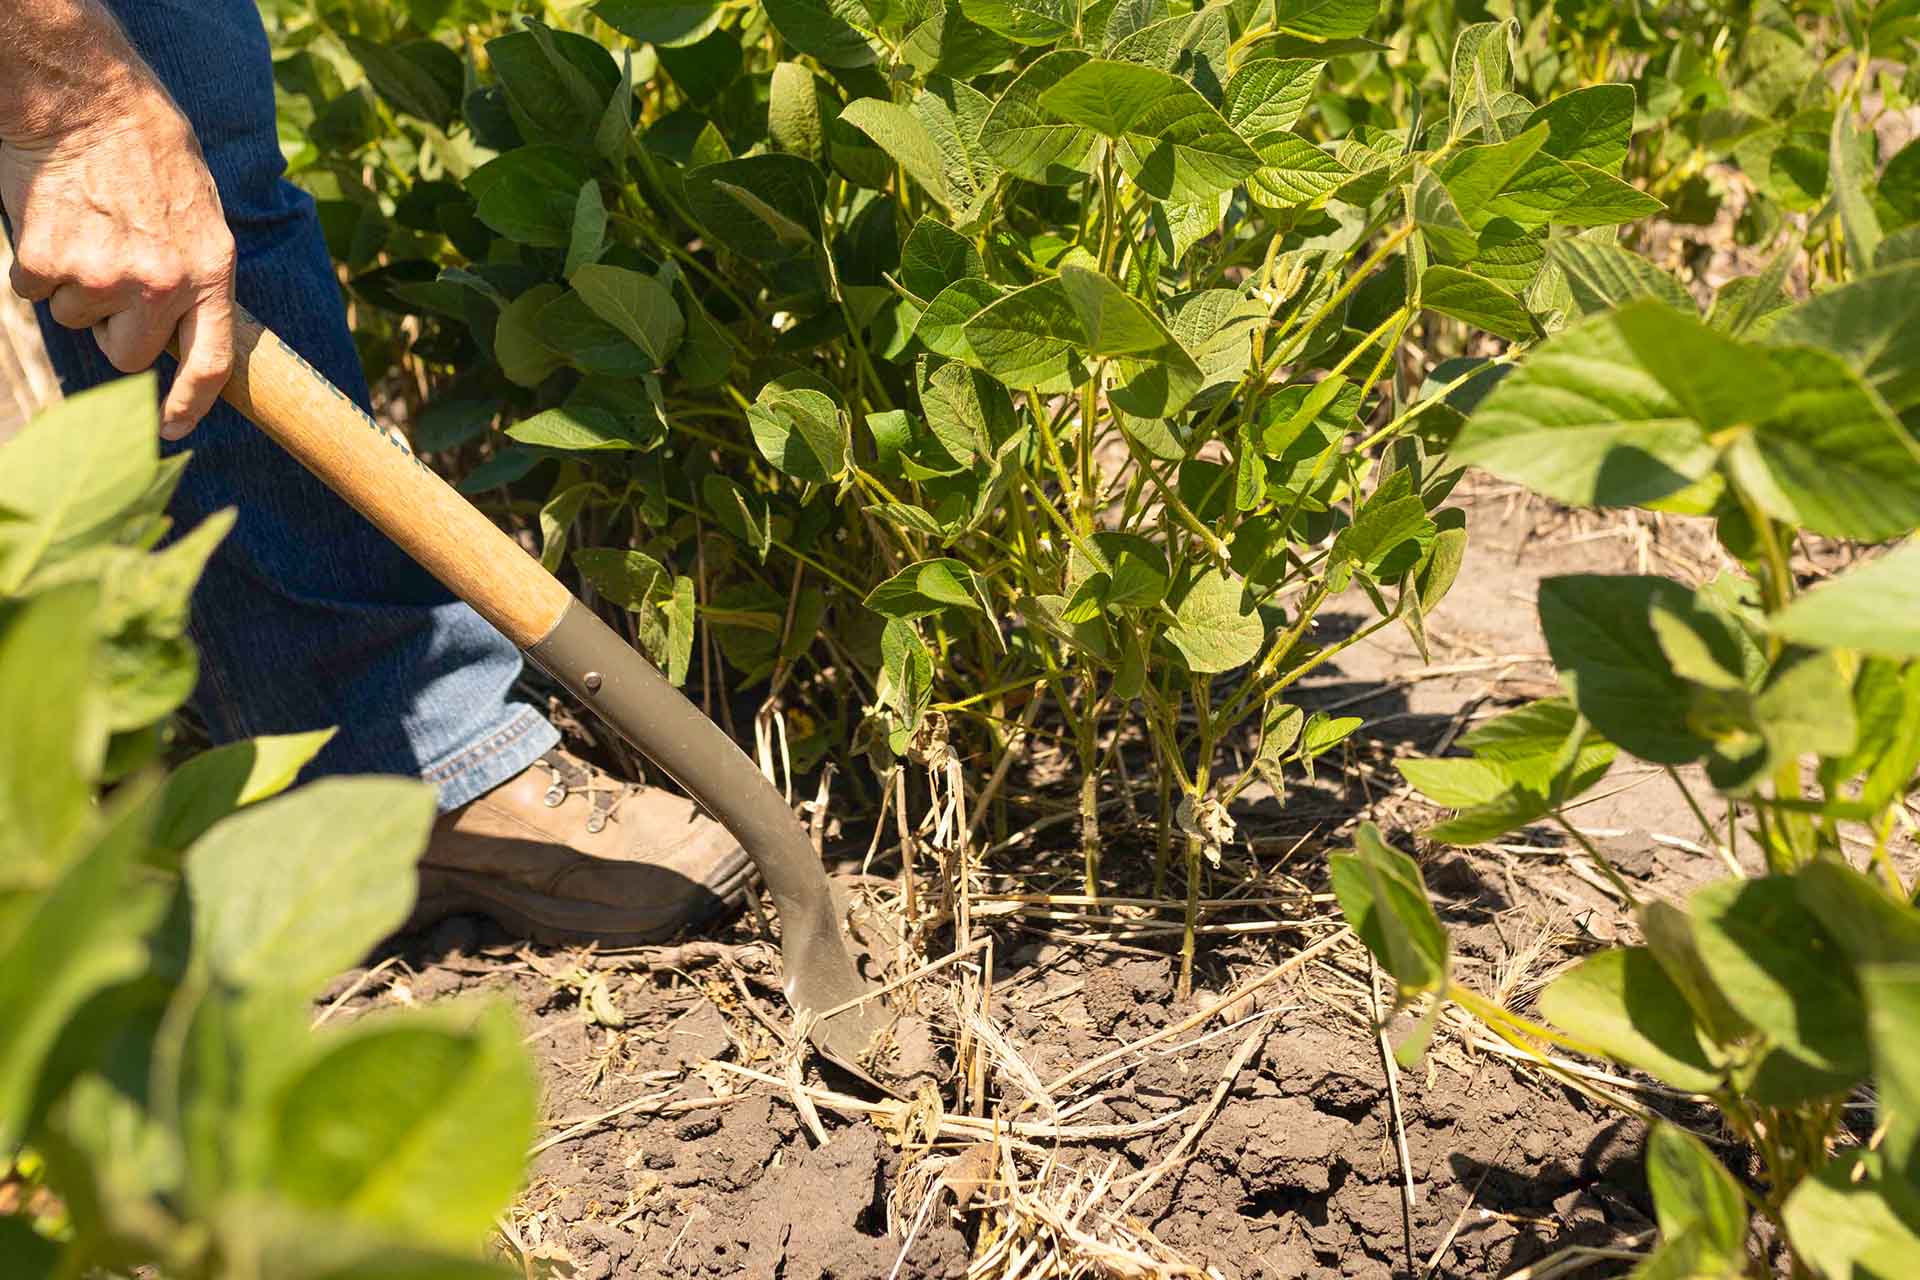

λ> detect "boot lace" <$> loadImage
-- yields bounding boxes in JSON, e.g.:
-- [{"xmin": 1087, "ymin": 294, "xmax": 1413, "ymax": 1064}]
[{"xmin": 536, "ymin": 751, "xmax": 639, "ymax": 835}]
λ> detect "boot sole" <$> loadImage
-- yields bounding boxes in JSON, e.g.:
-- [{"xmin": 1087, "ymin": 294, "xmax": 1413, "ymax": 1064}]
[{"xmin": 407, "ymin": 847, "xmax": 756, "ymax": 947}]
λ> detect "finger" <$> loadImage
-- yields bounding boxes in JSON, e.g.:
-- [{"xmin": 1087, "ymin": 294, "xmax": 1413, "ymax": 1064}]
[
  {"xmin": 160, "ymin": 288, "xmax": 235, "ymax": 440},
  {"xmin": 48, "ymin": 281, "xmax": 130, "ymax": 330},
  {"xmin": 9, "ymin": 255, "xmax": 55, "ymax": 302},
  {"xmin": 93, "ymin": 293, "xmax": 185, "ymax": 377}
]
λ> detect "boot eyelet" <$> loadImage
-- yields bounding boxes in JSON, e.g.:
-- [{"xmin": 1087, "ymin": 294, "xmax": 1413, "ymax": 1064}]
[
  {"xmin": 543, "ymin": 785, "xmax": 567, "ymax": 807},
  {"xmin": 585, "ymin": 812, "xmax": 607, "ymax": 834}
]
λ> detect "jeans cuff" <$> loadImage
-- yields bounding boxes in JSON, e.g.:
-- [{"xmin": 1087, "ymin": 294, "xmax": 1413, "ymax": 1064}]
[{"xmin": 421, "ymin": 702, "xmax": 562, "ymax": 813}]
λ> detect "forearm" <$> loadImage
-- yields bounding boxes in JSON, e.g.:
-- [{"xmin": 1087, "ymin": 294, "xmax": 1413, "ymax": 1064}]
[{"xmin": 0, "ymin": 0, "xmax": 160, "ymax": 145}]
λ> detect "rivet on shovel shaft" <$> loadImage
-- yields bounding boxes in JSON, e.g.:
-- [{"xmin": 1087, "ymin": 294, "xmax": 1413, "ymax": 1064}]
[{"xmin": 583, "ymin": 670, "xmax": 603, "ymax": 693}]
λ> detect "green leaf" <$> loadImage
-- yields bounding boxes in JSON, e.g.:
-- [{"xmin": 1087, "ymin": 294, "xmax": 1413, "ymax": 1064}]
[
  {"xmin": 1454, "ymin": 309, "xmax": 1715, "ymax": 508},
  {"xmin": 492, "ymin": 283, "xmax": 566, "ymax": 388},
  {"xmin": 153, "ymin": 729, "xmax": 338, "ymax": 857},
  {"xmin": 537, "ymin": 482, "xmax": 593, "ymax": 574},
  {"xmin": 840, "ymin": 97, "xmax": 954, "ymax": 206},
  {"xmin": 1272, "ymin": 0, "xmax": 1377, "ymax": 40},
  {"xmin": 1795, "ymin": 862, "xmax": 1920, "ymax": 1170},
  {"xmin": 979, "ymin": 50, "xmax": 1098, "ymax": 185},
  {"xmin": 595, "ymin": 47, "xmax": 636, "ymax": 166},
  {"xmin": 1689, "ymin": 876, "xmax": 1872, "ymax": 1082},
  {"xmin": 593, "ymin": 0, "xmax": 724, "ymax": 48},
  {"xmin": 1551, "ymin": 162, "xmax": 1664, "ymax": 226},
  {"xmin": 466, "ymin": 146, "xmax": 593, "ymax": 248},
  {"xmin": 1766, "ymin": 262, "xmax": 1920, "ymax": 419},
  {"xmin": 1223, "ymin": 59, "xmax": 1324, "ymax": 138},
  {"xmin": 1448, "ymin": 20, "xmax": 1512, "ymax": 139},
  {"xmin": 865, "ymin": 558, "xmax": 989, "ymax": 619},
  {"xmin": 1058, "ymin": 266, "xmax": 1173, "ymax": 356},
  {"xmin": 1782, "ymin": 1153, "xmax": 1920, "ymax": 1280},
  {"xmin": 1302, "ymin": 712, "xmax": 1362, "ymax": 757},
  {"xmin": 917, "ymin": 278, "xmax": 1002, "ymax": 361},
  {"xmin": 921, "ymin": 360, "xmax": 1020, "ymax": 465},
  {"xmin": 1329, "ymin": 823, "xmax": 1448, "ymax": 994},
  {"xmin": 1166, "ymin": 569, "xmax": 1264, "ymax": 673},
  {"xmin": 1397, "ymin": 757, "xmax": 1512, "ymax": 808},
  {"xmin": 1539, "ymin": 575, "xmax": 1710, "ymax": 765},
  {"xmin": 1648, "ymin": 594, "xmax": 1752, "ymax": 694},
  {"xmin": 508, "ymin": 405, "xmax": 646, "ymax": 453},
  {"xmin": 0, "ymin": 586, "xmax": 99, "ymax": 871},
  {"xmin": 960, "ymin": 0, "xmax": 1073, "ymax": 45},
  {"xmin": 1333, "ymin": 470, "xmax": 1436, "ymax": 579},
  {"xmin": 1066, "ymin": 532, "xmax": 1171, "ymax": 611},
  {"xmin": 1412, "ymin": 166, "xmax": 1481, "ymax": 263},
  {"xmin": 1832, "ymin": 108, "xmax": 1885, "ymax": 274},
  {"xmin": 1644, "ymin": 1123, "xmax": 1750, "ymax": 1260},
  {"xmin": 769, "ymin": 62, "xmax": 826, "ymax": 163},
  {"xmin": 489, "ymin": 25, "xmax": 617, "ymax": 143},
  {"xmin": 0, "ymin": 780, "xmax": 169, "ymax": 1153},
  {"xmin": 0, "ymin": 378, "xmax": 158, "ymax": 587},
  {"xmin": 268, "ymin": 1003, "xmax": 536, "ymax": 1249},
  {"xmin": 1538, "ymin": 949, "xmax": 1723, "ymax": 1094},
  {"xmin": 1437, "ymin": 123, "xmax": 1554, "ymax": 227},
  {"xmin": 765, "ymin": 0, "xmax": 877, "ymax": 66},
  {"xmin": 880, "ymin": 618, "xmax": 934, "ymax": 734},
  {"xmin": 665, "ymin": 575, "xmax": 696, "ymax": 686},
  {"xmin": 684, "ymin": 154, "xmax": 825, "ymax": 261},
  {"xmin": 747, "ymin": 386, "xmax": 849, "ymax": 483},
  {"xmin": 1038, "ymin": 61, "xmax": 1259, "ymax": 202},
  {"xmin": 900, "ymin": 217, "xmax": 985, "ymax": 301},
  {"xmin": 1408, "ymin": 701, "xmax": 1616, "ymax": 845},
  {"xmin": 1545, "ymin": 237, "xmax": 1695, "ymax": 316},
  {"xmin": 1250, "ymin": 699, "xmax": 1303, "ymax": 781},
  {"xmin": 1770, "ymin": 542, "xmax": 1920, "ymax": 657},
  {"xmin": 1708, "ymin": 245, "xmax": 1795, "ymax": 338},
  {"xmin": 1414, "ymin": 505, "xmax": 1467, "ymax": 616},
  {"xmin": 900, "ymin": 1, "xmax": 1019, "ymax": 78},
  {"xmin": 1522, "ymin": 84, "xmax": 1636, "ymax": 173},
  {"xmin": 1819, "ymin": 659, "xmax": 1920, "ymax": 809},
  {"xmin": 1420, "ymin": 265, "xmax": 1533, "ymax": 342},
  {"xmin": 1245, "ymin": 134, "xmax": 1350, "ymax": 209},
  {"xmin": 963, "ymin": 277, "xmax": 1085, "ymax": 390},
  {"xmin": 562, "ymin": 182, "xmax": 607, "ymax": 279},
  {"xmin": 1723, "ymin": 345, "xmax": 1920, "ymax": 543},
  {"xmin": 1749, "ymin": 646, "xmax": 1858, "ymax": 771},
  {"xmin": 1614, "ymin": 302, "xmax": 1784, "ymax": 435},
  {"xmin": 702, "ymin": 475, "xmax": 772, "ymax": 559},
  {"xmin": 341, "ymin": 36, "xmax": 461, "ymax": 129},
  {"xmin": 571, "ymin": 264, "xmax": 684, "ymax": 366},
  {"xmin": 534, "ymin": 291, "xmax": 653, "ymax": 378},
  {"xmin": 186, "ymin": 777, "xmax": 439, "ymax": 998},
  {"xmin": 1105, "ymin": 6, "xmax": 1229, "ymax": 73},
  {"xmin": 573, "ymin": 548, "xmax": 671, "ymax": 609}
]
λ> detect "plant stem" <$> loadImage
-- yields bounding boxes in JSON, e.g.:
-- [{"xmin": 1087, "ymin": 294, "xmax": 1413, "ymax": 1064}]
[{"xmin": 1179, "ymin": 832, "xmax": 1203, "ymax": 999}]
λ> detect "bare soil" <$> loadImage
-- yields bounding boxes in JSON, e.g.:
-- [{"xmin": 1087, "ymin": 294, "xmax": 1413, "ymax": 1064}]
[{"xmin": 317, "ymin": 487, "xmax": 1912, "ymax": 1279}]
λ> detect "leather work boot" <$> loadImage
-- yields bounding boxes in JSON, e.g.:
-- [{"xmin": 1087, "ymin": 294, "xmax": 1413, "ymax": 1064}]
[{"xmin": 411, "ymin": 749, "xmax": 755, "ymax": 945}]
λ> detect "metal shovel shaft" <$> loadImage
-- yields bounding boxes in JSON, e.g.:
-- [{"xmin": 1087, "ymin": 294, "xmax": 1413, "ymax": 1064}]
[
  {"xmin": 210, "ymin": 310, "xmax": 885, "ymax": 1067},
  {"xmin": 525, "ymin": 600, "xmax": 884, "ymax": 1063}
]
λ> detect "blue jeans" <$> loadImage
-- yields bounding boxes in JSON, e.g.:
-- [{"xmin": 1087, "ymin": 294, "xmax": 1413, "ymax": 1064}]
[{"xmin": 24, "ymin": 0, "xmax": 557, "ymax": 808}]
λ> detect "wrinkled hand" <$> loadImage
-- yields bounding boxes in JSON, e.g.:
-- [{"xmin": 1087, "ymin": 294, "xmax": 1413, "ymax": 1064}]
[{"xmin": 0, "ymin": 89, "xmax": 235, "ymax": 438}]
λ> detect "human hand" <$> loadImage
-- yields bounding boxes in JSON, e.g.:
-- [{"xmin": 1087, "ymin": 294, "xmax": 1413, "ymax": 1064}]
[{"xmin": 0, "ymin": 82, "xmax": 236, "ymax": 439}]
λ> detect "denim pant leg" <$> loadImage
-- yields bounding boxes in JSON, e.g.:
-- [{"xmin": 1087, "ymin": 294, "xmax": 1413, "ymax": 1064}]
[{"xmin": 24, "ymin": 0, "xmax": 556, "ymax": 809}]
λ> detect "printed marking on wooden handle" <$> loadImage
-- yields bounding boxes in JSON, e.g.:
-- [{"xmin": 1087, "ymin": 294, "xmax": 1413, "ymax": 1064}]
[{"xmin": 220, "ymin": 309, "xmax": 572, "ymax": 648}]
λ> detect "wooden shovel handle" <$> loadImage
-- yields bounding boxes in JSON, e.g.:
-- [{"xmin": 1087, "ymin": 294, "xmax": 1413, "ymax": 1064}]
[{"xmin": 219, "ymin": 308, "xmax": 572, "ymax": 648}]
